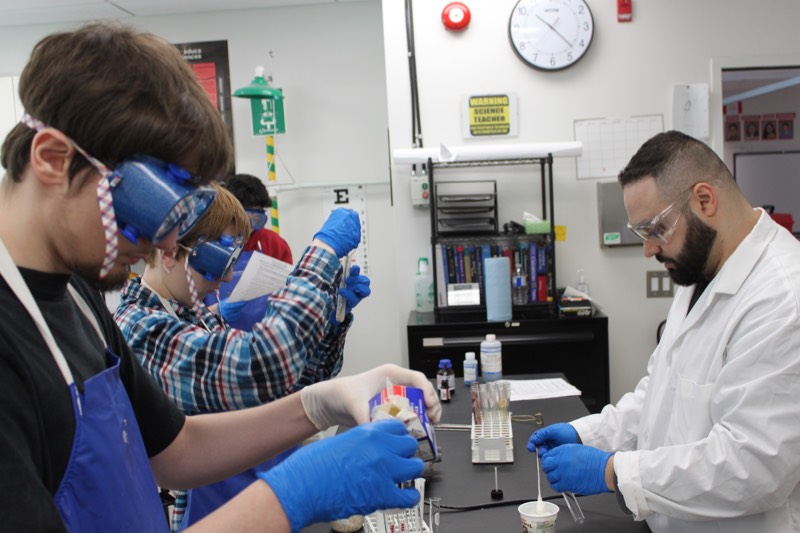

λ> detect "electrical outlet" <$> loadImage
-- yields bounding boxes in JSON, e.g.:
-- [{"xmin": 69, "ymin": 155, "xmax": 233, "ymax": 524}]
[{"xmin": 646, "ymin": 271, "xmax": 674, "ymax": 298}]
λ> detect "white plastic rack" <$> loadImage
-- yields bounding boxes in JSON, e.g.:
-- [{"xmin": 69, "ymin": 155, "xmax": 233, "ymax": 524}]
[
  {"xmin": 471, "ymin": 410, "xmax": 514, "ymax": 464},
  {"xmin": 364, "ymin": 478, "xmax": 432, "ymax": 533}
]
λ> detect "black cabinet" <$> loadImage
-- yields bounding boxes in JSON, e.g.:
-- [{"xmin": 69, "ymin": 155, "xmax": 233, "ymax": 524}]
[{"xmin": 407, "ymin": 310, "xmax": 610, "ymax": 413}]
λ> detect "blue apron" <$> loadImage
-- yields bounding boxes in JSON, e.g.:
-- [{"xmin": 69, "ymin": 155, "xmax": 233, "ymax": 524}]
[
  {"xmin": 0, "ymin": 240, "xmax": 168, "ymax": 532},
  {"xmin": 146, "ymin": 279, "xmax": 296, "ymax": 530},
  {"xmin": 179, "ymin": 448, "xmax": 296, "ymax": 529}
]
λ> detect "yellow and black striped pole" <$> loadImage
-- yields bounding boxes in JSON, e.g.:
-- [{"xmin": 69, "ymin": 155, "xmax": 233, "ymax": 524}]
[{"xmin": 266, "ymin": 134, "xmax": 280, "ymax": 234}]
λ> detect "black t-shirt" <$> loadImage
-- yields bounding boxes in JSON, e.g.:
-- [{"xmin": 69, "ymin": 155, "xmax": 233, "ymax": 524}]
[{"xmin": 0, "ymin": 269, "xmax": 185, "ymax": 531}]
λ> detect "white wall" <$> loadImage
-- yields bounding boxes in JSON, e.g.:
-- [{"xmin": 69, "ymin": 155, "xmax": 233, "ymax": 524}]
[{"xmin": 382, "ymin": 0, "xmax": 800, "ymax": 402}]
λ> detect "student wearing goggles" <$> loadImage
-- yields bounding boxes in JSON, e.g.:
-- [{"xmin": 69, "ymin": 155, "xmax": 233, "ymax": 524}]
[
  {"xmin": 116, "ymin": 185, "xmax": 374, "ymax": 529},
  {"xmin": 224, "ymin": 173, "xmax": 293, "ymax": 265},
  {"xmin": 19, "ymin": 114, "xmax": 218, "ymax": 285},
  {"xmin": 2, "ymin": 23, "xmax": 437, "ymax": 533}
]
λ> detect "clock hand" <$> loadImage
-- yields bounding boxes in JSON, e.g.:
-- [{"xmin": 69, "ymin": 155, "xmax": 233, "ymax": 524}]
[{"xmin": 535, "ymin": 14, "xmax": 572, "ymax": 47}]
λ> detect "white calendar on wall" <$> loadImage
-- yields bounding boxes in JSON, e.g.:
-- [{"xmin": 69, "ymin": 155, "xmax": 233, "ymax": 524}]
[{"xmin": 574, "ymin": 115, "xmax": 664, "ymax": 179}]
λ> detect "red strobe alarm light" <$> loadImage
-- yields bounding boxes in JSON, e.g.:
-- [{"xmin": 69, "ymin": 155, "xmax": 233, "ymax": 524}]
[{"xmin": 442, "ymin": 2, "xmax": 471, "ymax": 31}]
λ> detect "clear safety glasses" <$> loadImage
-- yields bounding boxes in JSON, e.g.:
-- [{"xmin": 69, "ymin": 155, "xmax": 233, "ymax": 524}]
[
  {"xmin": 627, "ymin": 187, "xmax": 694, "ymax": 244},
  {"xmin": 245, "ymin": 208, "xmax": 269, "ymax": 231},
  {"xmin": 187, "ymin": 234, "xmax": 245, "ymax": 281}
]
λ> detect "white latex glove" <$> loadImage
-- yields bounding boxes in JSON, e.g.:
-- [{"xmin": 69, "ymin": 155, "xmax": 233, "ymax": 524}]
[{"xmin": 300, "ymin": 364, "xmax": 442, "ymax": 430}]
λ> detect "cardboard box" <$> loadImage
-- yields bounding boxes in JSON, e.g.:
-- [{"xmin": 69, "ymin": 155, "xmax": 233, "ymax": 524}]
[{"xmin": 369, "ymin": 385, "xmax": 438, "ymax": 462}]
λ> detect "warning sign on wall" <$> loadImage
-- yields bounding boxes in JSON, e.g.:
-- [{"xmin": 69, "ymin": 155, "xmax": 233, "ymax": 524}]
[{"xmin": 462, "ymin": 93, "xmax": 518, "ymax": 138}]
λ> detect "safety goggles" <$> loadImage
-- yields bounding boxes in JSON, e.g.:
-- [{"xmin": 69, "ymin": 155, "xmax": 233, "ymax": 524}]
[
  {"xmin": 187, "ymin": 234, "xmax": 245, "ymax": 281},
  {"xmin": 245, "ymin": 208, "xmax": 269, "ymax": 231},
  {"xmin": 110, "ymin": 156, "xmax": 217, "ymax": 244},
  {"xmin": 20, "ymin": 114, "xmax": 217, "ymax": 277},
  {"xmin": 627, "ymin": 187, "xmax": 694, "ymax": 244}
]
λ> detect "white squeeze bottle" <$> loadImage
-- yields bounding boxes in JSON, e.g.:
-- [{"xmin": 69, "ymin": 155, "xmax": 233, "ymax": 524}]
[
  {"xmin": 463, "ymin": 351, "xmax": 478, "ymax": 386},
  {"xmin": 480, "ymin": 334, "xmax": 502, "ymax": 382},
  {"xmin": 415, "ymin": 257, "xmax": 434, "ymax": 312}
]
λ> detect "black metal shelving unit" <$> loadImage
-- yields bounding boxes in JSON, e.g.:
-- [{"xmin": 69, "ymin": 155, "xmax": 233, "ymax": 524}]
[{"xmin": 426, "ymin": 155, "xmax": 557, "ymax": 320}]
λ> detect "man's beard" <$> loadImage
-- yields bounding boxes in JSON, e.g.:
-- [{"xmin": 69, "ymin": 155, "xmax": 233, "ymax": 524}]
[
  {"xmin": 656, "ymin": 211, "xmax": 717, "ymax": 287},
  {"xmin": 71, "ymin": 261, "xmax": 131, "ymax": 291}
]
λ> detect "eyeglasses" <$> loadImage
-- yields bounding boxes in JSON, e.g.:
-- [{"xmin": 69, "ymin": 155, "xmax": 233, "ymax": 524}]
[
  {"xmin": 245, "ymin": 208, "xmax": 269, "ymax": 231},
  {"xmin": 627, "ymin": 187, "xmax": 694, "ymax": 244}
]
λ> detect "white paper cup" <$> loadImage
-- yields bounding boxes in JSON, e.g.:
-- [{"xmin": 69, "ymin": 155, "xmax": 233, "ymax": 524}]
[{"xmin": 518, "ymin": 500, "xmax": 559, "ymax": 532}]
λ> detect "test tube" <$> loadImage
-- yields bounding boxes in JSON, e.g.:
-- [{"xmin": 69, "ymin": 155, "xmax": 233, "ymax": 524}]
[
  {"xmin": 335, "ymin": 255, "xmax": 352, "ymax": 322},
  {"xmin": 428, "ymin": 497, "xmax": 441, "ymax": 533},
  {"xmin": 562, "ymin": 491, "xmax": 586, "ymax": 524},
  {"xmin": 498, "ymin": 381, "xmax": 510, "ymax": 417},
  {"xmin": 471, "ymin": 382, "xmax": 482, "ymax": 424}
]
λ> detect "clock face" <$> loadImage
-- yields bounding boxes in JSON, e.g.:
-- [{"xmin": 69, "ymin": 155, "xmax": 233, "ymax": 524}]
[{"xmin": 509, "ymin": 0, "xmax": 594, "ymax": 71}]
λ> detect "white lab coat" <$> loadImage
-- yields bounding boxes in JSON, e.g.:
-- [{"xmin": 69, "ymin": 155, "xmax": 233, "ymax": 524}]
[{"xmin": 571, "ymin": 210, "xmax": 800, "ymax": 532}]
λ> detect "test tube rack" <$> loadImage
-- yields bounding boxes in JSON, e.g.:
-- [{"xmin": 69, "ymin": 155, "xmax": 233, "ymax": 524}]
[
  {"xmin": 364, "ymin": 478, "xmax": 432, "ymax": 533},
  {"xmin": 471, "ymin": 410, "xmax": 514, "ymax": 463}
]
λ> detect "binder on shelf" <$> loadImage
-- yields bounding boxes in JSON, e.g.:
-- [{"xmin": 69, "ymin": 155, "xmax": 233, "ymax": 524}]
[
  {"xmin": 434, "ymin": 244, "xmax": 448, "ymax": 307},
  {"xmin": 445, "ymin": 245, "xmax": 457, "ymax": 284},
  {"xmin": 455, "ymin": 246, "xmax": 466, "ymax": 283}
]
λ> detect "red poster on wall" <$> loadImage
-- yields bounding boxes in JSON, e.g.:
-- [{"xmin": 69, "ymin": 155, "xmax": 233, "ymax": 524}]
[{"xmin": 174, "ymin": 40, "xmax": 234, "ymax": 149}]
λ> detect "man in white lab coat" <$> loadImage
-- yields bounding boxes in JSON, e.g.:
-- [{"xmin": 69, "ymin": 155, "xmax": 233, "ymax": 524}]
[{"xmin": 529, "ymin": 130, "xmax": 800, "ymax": 532}]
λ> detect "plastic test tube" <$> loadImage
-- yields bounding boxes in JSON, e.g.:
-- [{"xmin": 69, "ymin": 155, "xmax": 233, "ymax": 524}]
[
  {"xmin": 562, "ymin": 491, "xmax": 585, "ymax": 524},
  {"xmin": 334, "ymin": 254, "xmax": 352, "ymax": 322},
  {"xmin": 428, "ymin": 497, "xmax": 441, "ymax": 533}
]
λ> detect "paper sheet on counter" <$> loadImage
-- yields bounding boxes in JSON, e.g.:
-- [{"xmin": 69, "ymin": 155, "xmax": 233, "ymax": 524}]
[
  {"xmin": 499, "ymin": 378, "xmax": 582, "ymax": 401},
  {"xmin": 226, "ymin": 253, "xmax": 293, "ymax": 303}
]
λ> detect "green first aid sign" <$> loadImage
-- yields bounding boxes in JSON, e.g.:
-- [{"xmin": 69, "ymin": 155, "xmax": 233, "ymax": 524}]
[{"xmin": 249, "ymin": 97, "xmax": 285, "ymax": 136}]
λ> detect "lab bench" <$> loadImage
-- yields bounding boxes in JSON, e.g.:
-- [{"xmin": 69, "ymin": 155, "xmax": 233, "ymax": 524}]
[
  {"xmin": 302, "ymin": 374, "xmax": 649, "ymax": 533},
  {"xmin": 407, "ymin": 311, "xmax": 610, "ymax": 413}
]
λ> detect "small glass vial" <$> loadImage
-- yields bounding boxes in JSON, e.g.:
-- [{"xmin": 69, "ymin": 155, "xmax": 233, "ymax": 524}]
[{"xmin": 436, "ymin": 359, "xmax": 454, "ymax": 402}]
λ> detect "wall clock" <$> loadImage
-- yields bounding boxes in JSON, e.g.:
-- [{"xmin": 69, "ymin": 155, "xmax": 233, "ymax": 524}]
[{"xmin": 509, "ymin": 0, "xmax": 594, "ymax": 71}]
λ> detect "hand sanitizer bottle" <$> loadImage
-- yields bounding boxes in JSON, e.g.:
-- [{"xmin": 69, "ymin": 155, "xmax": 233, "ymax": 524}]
[{"xmin": 576, "ymin": 269, "xmax": 590, "ymax": 297}]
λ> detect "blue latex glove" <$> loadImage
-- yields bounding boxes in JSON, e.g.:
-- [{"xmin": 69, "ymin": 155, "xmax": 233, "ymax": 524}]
[
  {"xmin": 218, "ymin": 297, "xmax": 248, "ymax": 324},
  {"xmin": 528, "ymin": 423, "xmax": 579, "ymax": 456},
  {"xmin": 259, "ymin": 420, "xmax": 424, "ymax": 532},
  {"xmin": 340, "ymin": 265, "xmax": 371, "ymax": 315},
  {"xmin": 313, "ymin": 208, "xmax": 361, "ymax": 258},
  {"xmin": 540, "ymin": 443, "xmax": 613, "ymax": 496}
]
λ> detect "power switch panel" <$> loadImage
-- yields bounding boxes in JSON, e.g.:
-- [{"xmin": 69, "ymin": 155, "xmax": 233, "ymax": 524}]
[
  {"xmin": 646, "ymin": 270, "xmax": 674, "ymax": 298},
  {"xmin": 411, "ymin": 174, "xmax": 430, "ymax": 207}
]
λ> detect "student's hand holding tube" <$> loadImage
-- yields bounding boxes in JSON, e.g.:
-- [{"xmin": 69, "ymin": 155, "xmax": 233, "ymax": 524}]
[
  {"xmin": 259, "ymin": 419, "xmax": 424, "ymax": 532},
  {"xmin": 299, "ymin": 363, "xmax": 442, "ymax": 431},
  {"xmin": 313, "ymin": 208, "xmax": 361, "ymax": 258}
]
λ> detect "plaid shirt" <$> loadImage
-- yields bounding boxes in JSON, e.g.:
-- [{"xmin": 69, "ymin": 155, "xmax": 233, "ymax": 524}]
[{"xmin": 114, "ymin": 246, "xmax": 350, "ymax": 529}]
